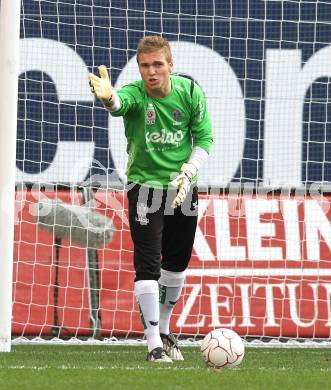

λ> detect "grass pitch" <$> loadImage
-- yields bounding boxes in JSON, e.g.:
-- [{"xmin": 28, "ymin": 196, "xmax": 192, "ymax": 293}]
[{"xmin": 0, "ymin": 345, "xmax": 330, "ymax": 390}]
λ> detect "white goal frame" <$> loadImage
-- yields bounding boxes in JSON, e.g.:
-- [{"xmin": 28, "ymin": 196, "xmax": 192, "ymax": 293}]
[
  {"xmin": 4, "ymin": 1, "xmax": 331, "ymax": 349},
  {"xmin": 0, "ymin": 0, "xmax": 21, "ymax": 352}
]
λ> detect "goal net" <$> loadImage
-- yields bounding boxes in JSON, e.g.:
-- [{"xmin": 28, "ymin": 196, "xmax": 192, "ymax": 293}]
[{"xmin": 12, "ymin": 0, "xmax": 331, "ymax": 346}]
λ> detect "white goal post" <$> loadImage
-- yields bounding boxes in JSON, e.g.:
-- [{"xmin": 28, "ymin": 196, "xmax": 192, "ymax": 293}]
[
  {"xmin": 4, "ymin": 0, "xmax": 331, "ymax": 348},
  {"xmin": 0, "ymin": 0, "xmax": 21, "ymax": 352}
]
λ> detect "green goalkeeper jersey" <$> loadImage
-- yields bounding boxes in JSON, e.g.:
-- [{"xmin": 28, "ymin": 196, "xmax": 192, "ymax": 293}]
[{"xmin": 110, "ymin": 75, "xmax": 213, "ymax": 188}]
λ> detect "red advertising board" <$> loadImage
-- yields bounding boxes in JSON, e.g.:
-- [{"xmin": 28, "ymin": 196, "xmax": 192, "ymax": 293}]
[{"xmin": 12, "ymin": 190, "xmax": 331, "ymax": 339}]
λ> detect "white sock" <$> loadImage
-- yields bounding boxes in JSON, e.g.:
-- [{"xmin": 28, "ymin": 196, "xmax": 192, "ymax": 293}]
[
  {"xmin": 135, "ymin": 280, "xmax": 162, "ymax": 352},
  {"xmin": 158, "ymin": 269, "xmax": 186, "ymax": 335}
]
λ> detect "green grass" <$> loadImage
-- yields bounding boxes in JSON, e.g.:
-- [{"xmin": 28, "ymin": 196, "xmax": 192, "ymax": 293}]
[{"xmin": 0, "ymin": 346, "xmax": 330, "ymax": 390}]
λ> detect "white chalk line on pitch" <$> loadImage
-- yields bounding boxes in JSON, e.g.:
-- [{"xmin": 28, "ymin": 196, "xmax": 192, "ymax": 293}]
[
  {"xmin": 1, "ymin": 365, "xmax": 331, "ymax": 372},
  {"xmin": 0, "ymin": 365, "xmax": 199, "ymax": 371}
]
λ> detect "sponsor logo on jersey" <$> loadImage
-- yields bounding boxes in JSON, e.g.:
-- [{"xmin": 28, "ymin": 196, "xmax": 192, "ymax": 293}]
[
  {"xmin": 145, "ymin": 129, "xmax": 184, "ymax": 147},
  {"xmin": 198, "ymin": 99, "xmax": 204, "ymax": 122},
  {"xmin": 146, "ymin": 103, "xmax": 155, "ymax": 125}
]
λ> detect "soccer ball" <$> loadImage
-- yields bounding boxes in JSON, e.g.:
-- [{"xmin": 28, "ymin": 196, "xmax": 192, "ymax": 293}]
[{"xmin": 200, "ymin": 328, "xmax": 245, "ymax": 369}]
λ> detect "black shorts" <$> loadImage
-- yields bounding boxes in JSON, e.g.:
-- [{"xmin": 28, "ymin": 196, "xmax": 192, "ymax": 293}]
[{"xmin": 127, "ymin": 183, "xmax": 198, "ymax": 281}]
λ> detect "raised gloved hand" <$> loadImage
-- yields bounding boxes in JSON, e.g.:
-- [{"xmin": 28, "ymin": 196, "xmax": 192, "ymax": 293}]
[
  {"xmin": 88, "ymin": 65, "xmax": 113, "ymax": 106},
  {"xmin": 170, "ymin": 163, "xmax": 197, "ymax": 208}
]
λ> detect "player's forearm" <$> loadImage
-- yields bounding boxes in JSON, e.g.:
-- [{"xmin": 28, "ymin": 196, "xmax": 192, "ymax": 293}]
[
  {"xmin": 102, "ymin": 89, "xmax": 121, "ymax": 112},
  {"xmin": 191, "ymin": 128, "xmax": 213, "ymax": 156},
  {"xmin": 187, "ymin": 146, "xmax": 209, "ymax": 173}
]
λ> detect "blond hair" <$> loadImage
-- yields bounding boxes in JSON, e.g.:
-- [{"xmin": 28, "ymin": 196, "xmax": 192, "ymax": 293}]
[{"xmin": 136, "ymin": 35, "xmax": 173, "ymax": 64}]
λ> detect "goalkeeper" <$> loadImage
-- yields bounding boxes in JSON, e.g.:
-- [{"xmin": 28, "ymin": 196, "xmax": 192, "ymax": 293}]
[{"xmin": 89, "ymin": 36, "xmax": 212, "ymax": 363}]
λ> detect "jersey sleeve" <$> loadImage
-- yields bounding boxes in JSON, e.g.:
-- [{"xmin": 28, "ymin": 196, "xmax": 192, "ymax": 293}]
[
  {"xmin": 109, "ymin": 83, "xmax": 143, "ymax": 117},
  {"xmin": 190, "ymin": 84, "xmax": 213, "ymax": 154}
]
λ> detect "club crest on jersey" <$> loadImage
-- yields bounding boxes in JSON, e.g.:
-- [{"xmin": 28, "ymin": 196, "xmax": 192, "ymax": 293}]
[
  {"xmin": 172, "ymin": 110, "xmax": 182, "ymax": 120},
  {"xmin": 172, "ymin": 110, "xmax": 182, "ymax": 126},
  {"xmin": 146, "ymin": 103, "xmax": 155, "ymax": 125}
]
